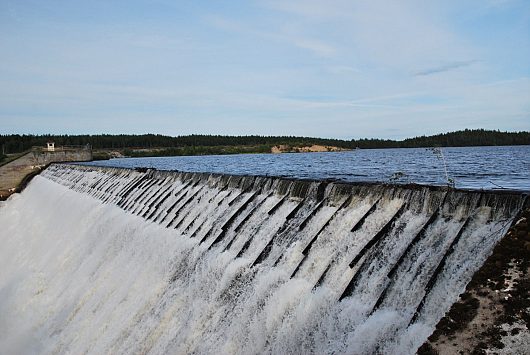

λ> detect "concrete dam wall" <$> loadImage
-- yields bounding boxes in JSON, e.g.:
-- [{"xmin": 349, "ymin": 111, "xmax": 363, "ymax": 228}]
[
  {"xmin": 30, "ymin": 148, "xmax": 93, "ymax": 165},
  {"xmin": 0, "ymin": 163, "xmax": 526, "ymax": 354}
]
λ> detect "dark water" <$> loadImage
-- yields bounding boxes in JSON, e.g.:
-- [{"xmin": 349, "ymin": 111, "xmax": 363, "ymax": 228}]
[{"xmin": 81, "ymin": 145, "xmax": 530, "ymax": 191}]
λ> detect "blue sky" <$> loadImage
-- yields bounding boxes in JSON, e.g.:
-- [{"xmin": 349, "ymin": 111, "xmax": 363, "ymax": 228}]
[{"xmin": 1, "ymin": 0, "xmax": 529, "ymax": 139}]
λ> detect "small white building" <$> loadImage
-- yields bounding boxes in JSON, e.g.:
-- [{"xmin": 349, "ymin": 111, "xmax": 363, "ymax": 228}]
[{"xmin": 47, "ymin": 142, "xmax": 55, "ymax": 152}]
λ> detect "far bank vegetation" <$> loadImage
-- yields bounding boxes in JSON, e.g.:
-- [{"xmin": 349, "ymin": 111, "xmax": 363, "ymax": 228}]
[{"xmin": 1, "ymin": 129, "xmax": 529, "ymax": 159}]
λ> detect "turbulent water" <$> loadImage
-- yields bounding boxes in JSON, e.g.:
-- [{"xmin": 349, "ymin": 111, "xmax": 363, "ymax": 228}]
[{"xmin": 0, "ymin": 164, "xmax": 526, "ymax": 354}]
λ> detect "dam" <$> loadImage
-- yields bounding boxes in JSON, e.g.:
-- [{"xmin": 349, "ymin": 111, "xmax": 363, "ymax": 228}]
[{"xmin": 0, "ymin": 163, "xmax": 527, "ymax": 354}]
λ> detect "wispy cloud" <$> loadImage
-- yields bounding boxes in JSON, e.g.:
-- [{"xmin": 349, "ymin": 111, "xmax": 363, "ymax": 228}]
[
  {"xmin": 204, "ymin": 14, "xmax": 337, "ymax": 57},
  {"xmin": 327, "ymin": 65, "xmax": 360, "ymax": 75},
  {"xmin": 1, "ymin": 0, "xmax": 528, "ymax": 137},
  {"xmin": 414, "ymin": 60, "xmax": 478, "ymax": 76},
  {"xmin": 290, "ymin": 38, "xmax": 336, "ymax": 57}
]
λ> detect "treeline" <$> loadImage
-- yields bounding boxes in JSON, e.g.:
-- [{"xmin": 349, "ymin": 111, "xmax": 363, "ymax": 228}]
[
  {"xmin": 401, "ymin": 129, "xmax": 530, "ymax": 148},
  {"xmin": 0, "ymin": 129, "xmax": 529, "ymax": 154},
  {"xmin": 0, "ymin": 134, "xmax": 353, "ymax": 153}
]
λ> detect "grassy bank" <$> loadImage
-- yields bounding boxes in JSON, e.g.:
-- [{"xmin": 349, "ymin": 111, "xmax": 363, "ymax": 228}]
[
  {"xmin": 93, "ymin": 143, "xmax": 349, "ymax": 159},
  {"xmin": 123, "ymin": 144, "xmax": 273, "ymax": 158}
]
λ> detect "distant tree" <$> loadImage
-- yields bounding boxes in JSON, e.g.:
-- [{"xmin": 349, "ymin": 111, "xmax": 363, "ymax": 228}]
[{"xmin": 0, "ymin": 129, "xmax": 528, "ymax": 154}]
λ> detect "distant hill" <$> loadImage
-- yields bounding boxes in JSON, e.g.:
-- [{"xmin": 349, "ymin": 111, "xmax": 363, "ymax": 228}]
[{"xmin": 0, "ymin": 129, "xmax": 528, "ymax": 154}]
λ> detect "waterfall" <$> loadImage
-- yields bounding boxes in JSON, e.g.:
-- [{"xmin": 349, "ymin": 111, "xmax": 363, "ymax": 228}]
[{"xmin": 0, "ymin": 163, "xmax": 525, "ymax": 354}]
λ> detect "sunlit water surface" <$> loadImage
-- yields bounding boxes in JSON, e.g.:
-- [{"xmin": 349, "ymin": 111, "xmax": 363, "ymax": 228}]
[{"xmin": 82, "ymin": 145, "xmax": 530, "ymax": 191}]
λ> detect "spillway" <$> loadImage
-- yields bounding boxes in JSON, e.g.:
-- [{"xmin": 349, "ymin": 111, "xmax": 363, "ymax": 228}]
[{"xmin": 0, "ymin": 163, "xmax": 526, "ymax": 354}]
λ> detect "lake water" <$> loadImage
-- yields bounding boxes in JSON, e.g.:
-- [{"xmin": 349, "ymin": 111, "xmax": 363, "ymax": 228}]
[{"xmin": 81, "ymin": 145, "xmax": 530, "ymax": 191}]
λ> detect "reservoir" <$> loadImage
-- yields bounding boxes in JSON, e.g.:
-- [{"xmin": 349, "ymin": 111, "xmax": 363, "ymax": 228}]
[{"xmin": 82, "ymin": 145, "xmax": 530, "ymax": 191}]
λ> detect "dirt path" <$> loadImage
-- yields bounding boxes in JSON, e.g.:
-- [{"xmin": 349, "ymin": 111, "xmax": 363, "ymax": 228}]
[
  {"xmin": 0, "ymin": 148, "xmax": 93, "ymax": 200},
  {"xmin": 0, "ymin": 152, "xmax": 43, "ymax": 199}
]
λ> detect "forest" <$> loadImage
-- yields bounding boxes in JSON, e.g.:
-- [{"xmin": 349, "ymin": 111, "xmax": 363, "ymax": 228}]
[{"xmin": 1, "ymin": 129, "xmax": 529, "ymax": 156}]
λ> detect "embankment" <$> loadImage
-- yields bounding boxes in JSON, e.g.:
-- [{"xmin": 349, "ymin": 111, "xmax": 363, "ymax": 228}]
[{"xmin": 0, "ymin": 147, "xmax": 92, "ymax": 200}]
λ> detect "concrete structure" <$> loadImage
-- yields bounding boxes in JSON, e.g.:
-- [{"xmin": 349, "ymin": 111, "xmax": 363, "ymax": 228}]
[
  {"xmin": 31, "ymin": 144, "xmax": 92, "ymax": 165},
  {"xmin": 27, "ymin": 164, "xmax": 526, "ymax": 354},
  {"xmin": 0, "ymin": 144, "xmax": 92, "ymax": 200}
]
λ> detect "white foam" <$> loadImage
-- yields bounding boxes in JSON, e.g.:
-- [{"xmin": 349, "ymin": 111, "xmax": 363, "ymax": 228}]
[{"xmin": 0, "ymin": 168, "xmax": 520, "ymax": 354}]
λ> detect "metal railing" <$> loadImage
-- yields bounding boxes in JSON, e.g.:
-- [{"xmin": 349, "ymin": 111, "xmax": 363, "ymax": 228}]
[{"xmin": 31, "ymin": 144, "xmax": 92, "ymax": 152}]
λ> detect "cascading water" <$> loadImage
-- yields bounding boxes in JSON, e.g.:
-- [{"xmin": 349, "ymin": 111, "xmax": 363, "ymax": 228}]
[{"xmin": 0, "ymin": 163, "xmax": 525, "ymax": 354}]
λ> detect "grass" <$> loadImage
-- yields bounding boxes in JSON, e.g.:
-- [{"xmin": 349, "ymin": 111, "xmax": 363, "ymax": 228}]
[{"xmin": 122, "ymin": 144, "xmax": 274, "ymax": 157}]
